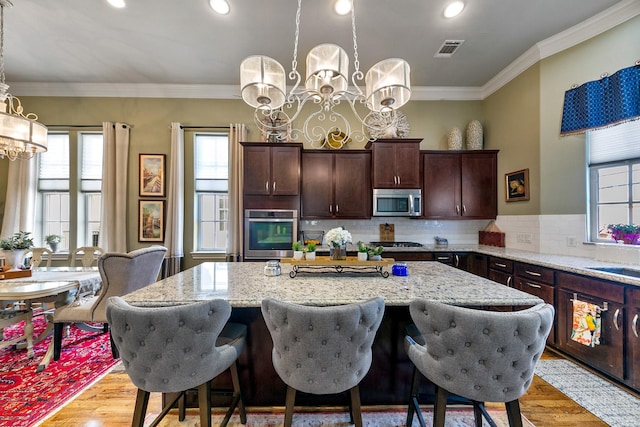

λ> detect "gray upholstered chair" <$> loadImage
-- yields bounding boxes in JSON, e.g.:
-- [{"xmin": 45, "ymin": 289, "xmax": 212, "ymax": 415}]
[
  {"xmin": 261, "ymin": 297, "xmax": 385, "ymax": 427},
  {"xmin": 70, "ymin": 246, "xmax": 105, "ymax": 267},
  {"xmin": 106, "ymin": 296, "xmax": 247, "ymax": 427},
  {"xmin": 53, "ymin": 246, "xmax": 167, "ymax": 361},
  {"xmin": 405, "ymin": 300, "xmax": 554, "ymax": 427},
  {"xmin": 25, "ymin": 247, "xmax": 52, "ymax": 268}
]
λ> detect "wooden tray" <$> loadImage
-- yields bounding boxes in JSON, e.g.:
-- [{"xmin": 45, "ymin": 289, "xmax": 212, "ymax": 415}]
[
  {"xmin": 282, "ymin": 256, "xmax": 395, "ymax": 266},
  {"xmin": 0, "ymin": 269, "xmax": 33, "ymax": 280},
  {"xmin": 281, "ymin": 257, "xmax": 395, "ymax": 278}
]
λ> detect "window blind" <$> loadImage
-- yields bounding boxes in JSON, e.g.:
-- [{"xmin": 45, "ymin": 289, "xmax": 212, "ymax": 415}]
[
  {"xmin": 588, "ymin": 119, "xmax": 640, "ymax": 165},
  {"xmin": 81, "ymin": 133, "xmax": 103, "ymax": 191},
  {"xmin": 39, "ymin": 133, "xmax": 70, "ymax": 191}
]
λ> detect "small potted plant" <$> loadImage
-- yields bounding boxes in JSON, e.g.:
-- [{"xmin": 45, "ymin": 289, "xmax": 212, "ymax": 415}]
[
  {"xmin": 607, "ymin": 224, "xmax": 640, "ymax": 245},
  {"xmin": 292, "ymin": 241, "xmax": 304, "ymax": 260},
  {"xmin": 304, "ymin": 242, "xmax": 317, "ymax": 261},
  {"xmin": 0, "ymin": 231, "xmax": 34, "ymax": 270},
  {"xmin": 367, "ymin": 245, "xmax": 384, "ymax": 261},
  {"xmin": 357, "ymin": 241, "xmax": 368, "ymax": 261},
  {"xmin": 45, "ymin": 234, "xmax": 62, "ymax": 252}
]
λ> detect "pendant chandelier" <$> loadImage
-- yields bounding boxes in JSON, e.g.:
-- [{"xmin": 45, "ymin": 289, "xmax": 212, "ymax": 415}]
[
  {"xmin": 240, "ymin": 0, "xmax": 410, "ymax": 148},
  {"xmin": 0, "ymin": 0, "xmax": 47, "ymax": 161}
]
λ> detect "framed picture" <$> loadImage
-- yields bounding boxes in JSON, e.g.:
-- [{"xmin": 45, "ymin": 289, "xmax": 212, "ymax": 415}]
[
  {"xmin": 139, "ymin": 200, "xmax": 164, "ymax": 242},
  {"xmin": 139, "ymin": 154, "xmax": 165, "ymax": 197},
  {"xmin": 505, "ymin": 168, "xmax": 530, "ymax": 202}
]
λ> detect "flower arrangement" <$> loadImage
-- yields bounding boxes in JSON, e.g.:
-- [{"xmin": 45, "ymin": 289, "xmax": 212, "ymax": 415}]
[
  {"xmin": 607, "ymin": 224, "xmax": 640, "ymax": 244},
  {"xmin": 324, "ymin": 227, "xmax": 352, "ymax": 247},
  {"xmin": 0, "ymin": 231, "xmax": 34, "ymax": 251}
]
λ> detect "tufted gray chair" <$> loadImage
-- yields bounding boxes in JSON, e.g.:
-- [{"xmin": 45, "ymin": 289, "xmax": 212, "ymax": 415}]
[
  {"xmin": 53, "ymin": 246, "xmax": 167, "ymax": 361},
  {"xmin": 106, "ymin": 296, "xmax": 247, "ymax": 427},
  {"xmin": 261, "ymin": 297, "xmax": 385, "ymax": 427},
  {"xmin": 405, "ymin": 300, "xmax": 554, "ymax": 427}
]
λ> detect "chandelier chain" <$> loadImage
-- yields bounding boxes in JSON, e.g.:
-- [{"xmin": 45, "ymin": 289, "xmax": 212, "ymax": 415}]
[
  {"xmin": 351, "ymin": 1, "xmax": 360, "ymax": 73},
  {"xmin": 0, "ymin": 5, "xmax": 5, "ymax": 84},
  {"xmin": 290, "ymin": 0, "xmax": 302, "ymax": 74}
]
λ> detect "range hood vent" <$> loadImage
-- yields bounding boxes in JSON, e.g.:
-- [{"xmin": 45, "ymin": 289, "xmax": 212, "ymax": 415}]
[{"xmin": 434, "ymin": 40, "xmax": 464, "ymax": 58}]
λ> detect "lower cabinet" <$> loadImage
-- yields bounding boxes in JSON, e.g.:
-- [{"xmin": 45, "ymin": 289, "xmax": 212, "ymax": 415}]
[
  {"xmin": 514, "ymin": 262, "xmax": 555, "ymax": 344},
  {"xmin": 488, "ymin": 256, "xmax": 513, "ymax": 287},
  {"xmin": 625, "ymin": 287, "xmax": 640, "ymax": 389},
  {"xmin": 556, "ymin": 272, "xmax": 625, "ymax": 381}
]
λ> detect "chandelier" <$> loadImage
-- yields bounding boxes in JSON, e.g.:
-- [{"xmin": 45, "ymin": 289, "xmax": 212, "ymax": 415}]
[
  {"xmin": 240, "ymin": 0, "xmax": 410, "ymax": 148},
  {"xmin": 0, "ymin": 0, "xmax": 47, "ymax": 161}
]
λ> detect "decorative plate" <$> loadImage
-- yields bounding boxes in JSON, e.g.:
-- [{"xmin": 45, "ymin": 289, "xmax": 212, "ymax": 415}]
[
  {"xmin": 366, "ymin": 110, "xmax": 410, "ymax": 139},
  {"xmin": 323, "ymin": 129, "xmax": 351, "ymax": 149}
]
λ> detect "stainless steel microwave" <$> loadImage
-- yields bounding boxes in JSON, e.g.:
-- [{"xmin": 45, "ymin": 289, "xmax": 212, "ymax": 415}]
[{"xmin": 372, "ymin": 189, "xmax": 422, "ymax": 217}]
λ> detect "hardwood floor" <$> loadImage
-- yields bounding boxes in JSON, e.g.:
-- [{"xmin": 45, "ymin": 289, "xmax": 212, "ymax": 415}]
[{"xmin": 43, "ymin": 351, "xmax": 607, "ymax": 426}]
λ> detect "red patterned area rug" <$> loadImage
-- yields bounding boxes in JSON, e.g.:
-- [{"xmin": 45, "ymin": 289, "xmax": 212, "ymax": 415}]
[
  {"xmin": 0, "ymin": 316, "xmax": 119, "ymax": 427},
  {"xmin": 145, "ymin": 409, "xmax": 535, "ymax": 426}
]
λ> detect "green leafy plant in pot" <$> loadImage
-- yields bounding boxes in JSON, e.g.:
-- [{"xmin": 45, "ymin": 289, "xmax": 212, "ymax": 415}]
[
  {"xmin": 45, "ymin": 234, "xmax": 62, "ymax": 252},
  {"xmin": 367, "ymin": 245, "xmax": 384, "ymax": 261},
  {"xmin": 607, "ymin": 224, "xmax": 640, "ymax": 245},
  {"xmin": 292, "ymin": 240, "xmax": 304, "ymax": 260},
  {"xmin": 0, "ymin": 231, "xmax": 34, "ymax": 270}
]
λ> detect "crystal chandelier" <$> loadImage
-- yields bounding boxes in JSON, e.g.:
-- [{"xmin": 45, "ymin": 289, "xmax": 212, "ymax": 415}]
[
  {"xmin": 240, "ymin": 0, "xmax": 410, "ymax": 148},
  {"xmin": 0, "ymin": 0, "xmax": 47, "ymax": 161}
]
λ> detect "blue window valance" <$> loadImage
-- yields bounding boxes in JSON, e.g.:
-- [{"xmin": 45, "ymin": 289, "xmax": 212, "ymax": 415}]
[{"xmin": 560, "ymin": 63, "xmax": 640, "ymax": 136}]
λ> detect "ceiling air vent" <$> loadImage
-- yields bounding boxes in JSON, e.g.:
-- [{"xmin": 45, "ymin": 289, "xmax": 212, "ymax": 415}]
[{"xmin": 434, "ymin": 40, "xmax": 464, "ymax": 58}]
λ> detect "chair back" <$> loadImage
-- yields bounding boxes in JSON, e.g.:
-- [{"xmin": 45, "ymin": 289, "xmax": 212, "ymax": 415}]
[
  {"xmin": 106, "ymin": 296, "xmax": 240, "ymax": 393},
  {"xmin": 90, "ymin": 246, "xmax": 167, "ymax": 322},
  {"xmin": 70, "ymin": 246, "xmax": 105, "ymax": 267},
  {"xmin": 261, "ymin": 297, "xmax": 385, "ymax": 395},
  {"xmin": 25, "ymin": 247, "xmax": 52, "ymax": 268},
  {"xmin": 407, "ymin": 300, "xmax": 554, "ymax": 403}
]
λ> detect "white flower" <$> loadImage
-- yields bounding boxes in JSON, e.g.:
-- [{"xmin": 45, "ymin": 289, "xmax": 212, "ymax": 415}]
[{"xmin": 324, "ymin": 227, "xmax": 352, "ymax": 247}]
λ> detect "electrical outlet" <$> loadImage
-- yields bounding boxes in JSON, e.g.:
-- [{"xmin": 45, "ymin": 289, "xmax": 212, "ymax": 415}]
[
  {"xmin": 567, "ymin": 236, "xmax": 577, "ymax": 247},
  {"xmin": 517, "ymin": 233, "xmax": 533, "ymax": 244}
]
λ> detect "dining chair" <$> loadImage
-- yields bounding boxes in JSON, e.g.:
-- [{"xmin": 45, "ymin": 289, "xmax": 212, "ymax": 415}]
[
  {"xmin": 70, "ymin": 246, "xmax": 105, "ymax": 268},
  {"xmin": 25, "ymin": 247, "xmax": 52, "ymax": 268},
  {"xmin": 53, "ymin": 246, "xmax": 167, "ymax": 361},
  {"xmin": 261, "ymin": 297, "xmax": 385, "ymax": 427},
  {"xmin": 106, "ymin": 296, "xmax": 247, "ymax": 427},
  {"xmin": 405, "ymin": 299, "xmax": 554, "ymax": 427}
]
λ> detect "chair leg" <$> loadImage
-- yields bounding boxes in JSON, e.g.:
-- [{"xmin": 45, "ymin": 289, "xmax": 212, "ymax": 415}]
[
  {"xmin": 349, "ymin": 385, "xmax": 363, "ymax": 427},
  {"xmin": 132, "ymin": 389, "xmax": 150, "ymax": 427},
  {"xmin": 198, "ymin": 381, "xmax": 212, "ymax": 427},
  {"xmin": 472, "ymin": 402, "xmax": 484, "ymax": 427},
  {"xmin": 284, "ymin": 385, "xmax": 296, "ymax": 427},
  {"xmin": 505, "ymin": 399, "xmax": 523, "ymax": 427},
  {"xmin": 406, "ymin": 366, "xmax": 426, "ymax": 427},
  {"xmin": 53, "ymin": 322, "xmax": 64, "ymax": 361},
  {"xmin": 109, "ymin": 331, "xmax": 120, "ymax": 359},
  {"xmin": 228, "ymin": 360, "xmax": 247, "ymax": 425},
  {"xmin": 433, "ymin": 385, "xmax": 448, "ymax": 427}
]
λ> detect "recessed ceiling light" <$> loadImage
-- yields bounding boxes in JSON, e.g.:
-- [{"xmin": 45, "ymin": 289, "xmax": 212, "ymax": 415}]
[
  {"xmin": 210, "ymin": 0, "xmax": 230, "ymax": 15},
  {"xmin": 334, "ymin": 0, "xmax": 352, "ymax": 16},
  {"xmin": 444, "ymin": 1, "xmax": 465, "ymax": 18},
  {"xmin": 107, "ymin": 0, "xmax": 126, "ymax": 8}
]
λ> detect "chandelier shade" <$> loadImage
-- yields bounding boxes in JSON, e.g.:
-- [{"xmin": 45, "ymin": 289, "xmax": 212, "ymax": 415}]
[
  {"xmin": 305, "ymin": 44, "xmax": 349, "ymax": 95},
  {"xmin": 365, "ymin": 59, "xmax": 411, "ymax": 112},
  {"xmin": 240, "ymin": 55, "xmax": 287, "ymax": 109}
]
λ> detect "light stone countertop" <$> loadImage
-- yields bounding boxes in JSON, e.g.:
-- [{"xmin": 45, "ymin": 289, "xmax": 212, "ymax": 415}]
[{"xmin": 123, "ymin": 261, "xmax": 543, "ymax": 308}]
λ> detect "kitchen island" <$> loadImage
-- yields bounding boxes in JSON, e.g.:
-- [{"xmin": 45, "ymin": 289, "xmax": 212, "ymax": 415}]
[{"xmin": 124, "ymin": 261, "xmax": 543, "ymax": 406}]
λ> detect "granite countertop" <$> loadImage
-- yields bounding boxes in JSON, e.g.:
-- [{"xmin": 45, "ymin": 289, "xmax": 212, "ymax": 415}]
[{"xmin": 123, "ymin": 261, "xmax": 543, "ymax": 308}]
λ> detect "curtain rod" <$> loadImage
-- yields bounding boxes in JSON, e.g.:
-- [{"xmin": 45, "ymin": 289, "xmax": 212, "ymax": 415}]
[
  {"xmin": 46, "ymin": 124, "xmax": 103, "ymax": 128},
  {"xmin": 180, "ymin": 125, "xmax": 230, "ymax": 130},
  {"xmin": 570, "ymin": 59, "xmax": 640, "ymax": 88}
]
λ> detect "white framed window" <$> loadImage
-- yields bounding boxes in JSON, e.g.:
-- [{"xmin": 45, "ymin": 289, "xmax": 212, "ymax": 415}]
[
  {"xmin": 194, "ymin": 133, "xmax": 229, "ymax": 251},
  {"xmin": 37, "ymin": 131, "xmax": 103, "ymax": 250},
  {"xmin": 588, "ymin": 120, "xmax": 640, "ymax": 241}
]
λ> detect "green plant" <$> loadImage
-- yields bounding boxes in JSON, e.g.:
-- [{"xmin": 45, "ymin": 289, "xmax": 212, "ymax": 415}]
[
  {"xmin": 607, "ymin": 224, "xmax": 640, "ymax": 234},
  {"xmin": 0, "ymin": 231, "xmax": 34, "ymax": 251},
  {"xmin": 357, "ymin": 241, "xmax": 368, "ymax": 253},
  {"xmin": 367, "ymin": 245, "xmax": 384, "ymax": 256},
  {"xmin": 45, "ymin": 234, "xmax": 62, "ymax": 245},
  {"xmin": 305, "ymin": 242, "xmax": 316, "ymax": 252},
  {"xmin": 292, "ymin": 241, "xmax": 303, "ymax": 251}
]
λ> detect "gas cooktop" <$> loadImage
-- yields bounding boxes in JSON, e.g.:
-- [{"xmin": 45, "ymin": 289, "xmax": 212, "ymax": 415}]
[{"xmin": 369, "ymin": 241, "xmax": 424, "ymax": 248}]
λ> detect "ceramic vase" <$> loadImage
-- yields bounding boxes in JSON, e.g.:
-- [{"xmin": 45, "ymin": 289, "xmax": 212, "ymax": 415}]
[
  {"xmin": 2, "ymin": 249, "xmax": 27, "ymax": 271},
  {"xmin": 447, "ymin": 127, "xmax": 463, "ymax": 150},
  {"xmin": 357, "ymin": 252, "xmax": 368, "ymax": 262},
  {"xmin": 305, "ymin": 251, "xmax": 316, "ymax": 261},
  {"xmin": 466, "ymin": 120, "xmax": 483, "ymax": 150},
  {"xmin": 329, "ymin": 244, "xmax": 347, "ymax": 261},
  {"xmin": 293, "ymin": 250, "xmax": 304, "ymax": 260}
]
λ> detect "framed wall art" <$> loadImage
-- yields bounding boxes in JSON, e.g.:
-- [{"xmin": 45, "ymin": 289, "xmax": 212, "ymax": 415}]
[
  {"xmin": 139, "ymin": 154, "xmax": 165, "ymax": 197},
  {"xmin": 505, "ymin": 168, "xmax": 530, "ymax": 202},
  {"xmin": 139, "ymin": 200, "xmax": 164, "ymax": 242}
]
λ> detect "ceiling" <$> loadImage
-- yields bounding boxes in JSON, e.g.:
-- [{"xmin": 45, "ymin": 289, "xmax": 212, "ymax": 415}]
[{"xmin": 1, "ymin": 0, "xmax": 635, "ymax": 99}]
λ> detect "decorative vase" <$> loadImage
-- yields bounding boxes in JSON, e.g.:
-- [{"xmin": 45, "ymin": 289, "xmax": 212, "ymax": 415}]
[
  {"xmin": 357, "ymin": 252, "xmax": 368, "ymax": 262},
  {"xmin": 329, "ymin": 244, "xmax": 347, "ymax": 261},
  {"xmin": 369, "ymin": 254, "xmax": 382, "ymax": 261},
  {"xmin": 49, "ymin": 243, "xmax": 59, "ymax": 253},
  {"xmin": 2, "ymin": 249, "xmax": 27, "ymax": 271},
  {"xmin": 466, "ymin": 120, "xmax": 483, "ymax": 150},
  {"xmin": 293, "ymin": 250, "xmax": 304, "ymax": 260},
  {"xmin": 447, "ymin": 127, "xmax": 463, "ymax": 150},
  {"xmin": 305, "ymin": 251, "xmax": 316, "ymax": 261}
]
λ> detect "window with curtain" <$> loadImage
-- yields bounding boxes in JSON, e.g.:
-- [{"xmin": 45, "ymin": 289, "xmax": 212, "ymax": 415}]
[
  {"xmin": 37, "ymin": 131, "xmax": 104, "ymax": 250},
  {"xmin": 194, "ymin": 133, "xmax": 229, "ymax": 251},
  {"xmin": 588, "ymin": 120, "xmax": 640, "ymax": 242}
]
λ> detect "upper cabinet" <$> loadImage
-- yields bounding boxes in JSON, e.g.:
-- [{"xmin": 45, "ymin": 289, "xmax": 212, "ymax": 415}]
[
  {"xmin": 422, "ymin": 150, "xmax": 498, "ymax": 219},
  {"xmin": 301, "ymin": 150, "xmax": 371, "ymax": 219},
  {"xmin": 367, "ymin": 139, "xmax": 421, "ymax": 189},
  {"xmin": 243, "ymin": 143, "xmax": 301, "ymax": 196}
]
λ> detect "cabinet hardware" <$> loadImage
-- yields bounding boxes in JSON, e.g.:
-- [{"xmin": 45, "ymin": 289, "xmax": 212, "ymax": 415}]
[
  {"xmin": 335, "ymin": 204, "xmax": 339, "ymax": 213},
  {"xmin": 454, "ymin": 254, "xmax": 459, "ymax": 267},
  {"xmin": 397, "ymin": 176, "xmax": 400, "ymax": 185},
  {"xmin": 329, "ymin": 205, "xmax": 332, "ymax": 213},
  {"xmin": 614, "ymin": 308, "xmax": 620, "ymax": 331},
  {"xmin": 265, "ymin": 181, "xmax": 269, "ymax": 192},
  {"xmin": 462, "ymin": 205, "xmax": 467, "ymax": 214},
  {"xmin": 455, "ymin": 205, "xmax": 460, "ymax": 214},
  {"xmin": 526, "ymin": 282, "xmax": 541, "ymax": 289},
  {"xmin": 436, "ymin": 256, "xmax": 449, "ymax": 261},
  {"xmin": 495, "ymin": 263, "xmax": 507, "ymax": 268},
  {"xmin": 525, "ymin": 270, "xmax": 541, "ymax": 277},
  {"xmin": 633, "ymin": 314, "xmax": 638, "ymax": 338},
  {"xmin": 273, "ymin": 181, "xmax": 276, "ymax": 192},
  {"xmin": 506, "ymin": 276, "xmax": 512, "ymax": 287}
]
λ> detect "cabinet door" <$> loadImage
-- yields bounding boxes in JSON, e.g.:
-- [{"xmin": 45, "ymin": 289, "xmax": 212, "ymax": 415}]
[
  {"xmin": 460, "ymin": 152, "xmax": 497, "ymax": 218},
  {"xmin": 243, "ymin": 145, "xmax": 271, "ymax": 195},
  {"xmin": 270, "ymin": 146, "xmax": 300, "ymax": 195},
  {"xmin": 423, "ymin": 153, "xmax": 461, "ymax": 218},
  {"xmin": 301, "ymin": 152, "xmax": 333, "ymax": 218},
  {"xmin": 334, "ymin": 152, "xmax": 371, "ymax": 218},
  {"xmin": 371, "ymin": 142, "xmax": 397, "ymax": 188},
  {"xmin": 395, "ymin": 143, "xmax": 421, "ymax": 188},
  {"xmin": 626, "ymin": 287, "xmax": 640, "ymax": 390},
  {"xmin": 556, "ymin": 272, "xmax": 624, "ymax": 380},
  {"xmin": 371, "ymin": 141, "xmax": 420, "ymax": 188}
]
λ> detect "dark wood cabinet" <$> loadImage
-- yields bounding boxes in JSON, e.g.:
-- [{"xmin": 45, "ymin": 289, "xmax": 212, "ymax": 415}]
[
  {"xmin": 243, "ymin": 144, "xmax": 301, "ymax": 196},
  {"xmin": 367, "ymin": 139, "xmax": 421, "ymax": 189},
  {"xmin": 556, "ymin": 272, "xmax": 624, "ymax": 381},
  {"xmin": 625, "ymin": 287, "xmax": 640, "ymax": 389},
  {"xmin": 422, "ymin": 151, "xmax": 498, "ymax": 219},
  {"xmin": 301, "ymin": 150, "xmax": 371, "ymax": 219},
  {"xmin": 488, "ymin": 256, "xmax": 514, "ymax": 287},
  {"xmin": 514, "ymin": 262, "xmax": 555, "ymax": 343}
]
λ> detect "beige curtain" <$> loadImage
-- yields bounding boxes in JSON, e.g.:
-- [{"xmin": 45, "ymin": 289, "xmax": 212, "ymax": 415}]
[
  {"xmin": 227, "ymin": 123, "xmax": 246, "ymax": 261},
  {"xmin": 99, "ymin": 122, "xmax": 130, "ymax": 253},
  {"xmin": 162, "ymin": 123, "xmax": 184, "ymax": 277},
  {"xmin": 0, "ymin": 157, "xmax": 37, "ymax": 238}
]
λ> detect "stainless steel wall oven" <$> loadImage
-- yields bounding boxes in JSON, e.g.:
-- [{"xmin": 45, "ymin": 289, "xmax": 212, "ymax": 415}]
[{"xmin": 244, "ymin": 209, "xmax": 298, "ymax": 259}]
